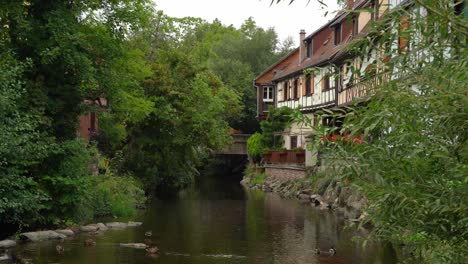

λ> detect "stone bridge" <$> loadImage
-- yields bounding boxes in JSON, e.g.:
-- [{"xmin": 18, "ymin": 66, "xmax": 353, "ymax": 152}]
[{"xmin": 216, "ymin": 134, "xmax": 250, "ymax": 155}]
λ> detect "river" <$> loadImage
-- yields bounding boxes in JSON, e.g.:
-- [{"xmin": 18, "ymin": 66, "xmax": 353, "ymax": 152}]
[{"xmin": 11, "ymin": 172, "xmax": 397, "ymax": 263}]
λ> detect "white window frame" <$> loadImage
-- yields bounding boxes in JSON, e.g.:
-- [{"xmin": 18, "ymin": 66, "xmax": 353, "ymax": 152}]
[{"xmin": 263, "ymin": 86, "xmax": 274, "ymax": 102}]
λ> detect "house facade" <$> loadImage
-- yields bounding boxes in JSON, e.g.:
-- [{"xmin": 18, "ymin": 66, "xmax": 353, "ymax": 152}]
[
  {"xmin": 253, "ymin": 0, "xmax": 396, "ymax": 172},
  {"xmin": 255, "ymin": 0, "xmax": 466, "ymax": 172}
]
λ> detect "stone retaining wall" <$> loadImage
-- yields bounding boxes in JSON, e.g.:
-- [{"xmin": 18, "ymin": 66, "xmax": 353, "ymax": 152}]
[{"xmin": 264, "ymin": 164, "xmax": 305, "ymax": 182}]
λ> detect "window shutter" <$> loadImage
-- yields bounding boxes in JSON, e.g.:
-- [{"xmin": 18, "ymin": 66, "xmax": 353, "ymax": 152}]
[
  {"xmin": 310, "ymin": 72, "xmax": 314, "ymax": 94},
  {"xmin": 399, "ymin": 15, "xmax": 409, "ymax": 52}
]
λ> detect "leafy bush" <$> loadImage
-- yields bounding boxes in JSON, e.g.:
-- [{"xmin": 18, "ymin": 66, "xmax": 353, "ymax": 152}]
[
  {"xmin": 92, "ymin": 173, "xmax": 145, "ymax": 217},
  {"xmin": 247, "ymin": 132, "xmax": 267, "ymax": 161},
  {"xmin": 251, "ymin": 173, "xmax": 267, "ymax": 186},
  {"xmin": 260, "ymin": 106, "xmax": 294, "ymax": 149}
]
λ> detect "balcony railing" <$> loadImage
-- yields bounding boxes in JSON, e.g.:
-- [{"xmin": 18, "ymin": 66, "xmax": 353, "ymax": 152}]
[
  {"xmin": 263, "ymin": 150, "xmax": 305, "ymax": 165},
  {"xmin": 338, "ymin": 72, "xmax": 390, "ymax": 106}
]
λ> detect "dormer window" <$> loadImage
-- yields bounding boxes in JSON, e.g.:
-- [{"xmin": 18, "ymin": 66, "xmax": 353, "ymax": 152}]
[
  {"xmin": 305, "ymin": 39, "xmax": 313, "ymax": 58},
  {"xmin": 334, "ymin": 24, "xmax": 342, "ymax": 45}
]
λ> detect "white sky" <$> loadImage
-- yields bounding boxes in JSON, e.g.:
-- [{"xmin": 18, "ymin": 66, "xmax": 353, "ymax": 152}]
[{"xmin": 153, "ymin": 0, "xmax": 340, "ymax": 46}]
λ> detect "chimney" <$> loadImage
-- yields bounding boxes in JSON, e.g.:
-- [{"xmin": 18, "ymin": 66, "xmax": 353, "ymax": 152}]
[{"xmin": 299, "ymin": 29, "xmax": 306, "ymax": 64}]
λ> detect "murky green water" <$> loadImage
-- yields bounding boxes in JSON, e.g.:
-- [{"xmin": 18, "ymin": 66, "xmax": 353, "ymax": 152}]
[{"xmin": 9, "ymin": 173, "xmax": 397, "ymax": 264}]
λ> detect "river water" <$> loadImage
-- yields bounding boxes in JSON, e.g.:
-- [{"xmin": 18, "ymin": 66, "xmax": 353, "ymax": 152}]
[{"xmin": 11, "ymin": 173, "xmax": 397, "ymax": 264}]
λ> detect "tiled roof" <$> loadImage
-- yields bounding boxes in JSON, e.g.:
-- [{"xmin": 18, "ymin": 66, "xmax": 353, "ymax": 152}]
[
  {"xmin": 272, "ymin": 34, "xmax": 354, "ymax": 81},
  {"xmin": 262, "ymin": 0, "xmax": 376, "ymax": 82},
  {"xmin": 254, "ymin": 47, "xmax": 299, "ymax": 81}
]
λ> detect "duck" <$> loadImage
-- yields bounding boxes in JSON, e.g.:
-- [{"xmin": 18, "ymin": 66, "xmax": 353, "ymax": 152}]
[
  {"xmin": 84, "ymin": 239, "xmax": 96, "ymax": 247},
  {"xmin": 145, "ymin": 245, "xmax": 159, "ymax": 255},
  {"xmin": 328, "ymin": 246, "xmax": 336, "ymax": 256},
  {"xmin": 56, "ymin": 245, "xmax": 64, "ymax": 254},
  {"xmin": 145, "ymin": 231, "xmax": 152, "ymax": 237}
]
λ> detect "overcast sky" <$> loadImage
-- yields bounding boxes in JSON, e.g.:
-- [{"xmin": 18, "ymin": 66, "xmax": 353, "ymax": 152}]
[{"xmin": 153, "ymin": 0, "xmax": 340, "ymax": 46}]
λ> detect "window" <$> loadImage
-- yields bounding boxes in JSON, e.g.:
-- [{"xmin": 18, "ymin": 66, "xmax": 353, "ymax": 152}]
[
  {"xmin": 322, "ymin": 116, "xmax": 333, "ymax": 127},
  {"xmin": 277, "ymin": 83, "xmax": 283, "ymax": 101},
  {"xmin": 390, "ymin": 0, "xmax": 406, "ymax": 9},
  {"xmin": 290, "ymin": 136, "xmax": 298, "ymax": 149},
  {"xmin": 283, "ymin": 81, "xmax": 289, "ymax": 101},
  {"xmin": 352, "ymin": 17, "xmax": 358, "ymax": 36},
  {"xmin": 334, "ymin": 24, "xmax": 342, "ymax": 45},
  {"xmin": 454, "ymin": 0, "xmax": 466, "ymax": 16},
  {"xmin": 306, "ymin": 40, "xmax": 313, "ymax": 58},
  {"xmin": 337, "ymin": 66, "xmax": 345, "ymax": 92},
  {"xmin": 305, "ymin": 74, "xmax": 311, "ymax": 95},
  {"xmin": 90, "ymin": 112, "xmax": 96, "ymax": 132},
  {"xmin": 323, "ymin": 74, "xmax": 330, "ymax": 91},
  {"xmin": 293, "ymin": 79, "xmax": 298, "ymax": 99},
  {"xmin": 263, "ymin": 86, "xmax": 273, "ymax": 102}
]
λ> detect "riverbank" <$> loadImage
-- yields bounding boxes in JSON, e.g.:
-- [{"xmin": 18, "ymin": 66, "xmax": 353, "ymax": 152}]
[
  {"xmin": 241, "ymin": 165, "xmax": 369, "ymax": 223},
  {"xmin": 0, "ymin": 221, "xmax": 147, "ymax": 263}
]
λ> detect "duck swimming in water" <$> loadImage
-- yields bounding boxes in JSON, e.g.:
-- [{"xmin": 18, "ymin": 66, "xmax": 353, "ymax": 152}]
[
  {"xmin": 328, "ymin": 246, "xmax": 336, "ymax": 256},
  {"xmin": 314, "ymin": 246, "xmax": 336, "ymax": 256},
  {"xmin": 84, "ymin": 239, "xmax": 96, "ymax": 247},
  {"xmin": 56, "ymin": 245, "xmax": 64, "ymax": 254},
  {"xmin": 145, "ymin": 245, "xmax": 159, "ymax": 255}
]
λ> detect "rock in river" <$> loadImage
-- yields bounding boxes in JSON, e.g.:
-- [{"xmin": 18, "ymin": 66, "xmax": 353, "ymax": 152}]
[
  {"xmin": 119, "ymin": 243, "xmax": 147, "ymax": 249},
  {"xmin": 80, "ymin": 224, "xmax": 99, "ymax": 232},
  {"xmin": 127, "ymin": 221, "xmax": 143, "ymax": 227},
  {"xmin": 55, "ymin": 229, "xmax": 75, "ymax": 237},
  {"xmin": 20, "ymin": 231, "xmax": 66, "ymax": 242},
  {"xmin": 106, "ymin": 222, "xmax": 128, "ymax": 229},
  {"xmin": 97, "ymin": 223, "xmax": 108, "ymax": 231},
  {"xmin": 0, "ymin": 239, "xmax": 16, "ymax": 248}
]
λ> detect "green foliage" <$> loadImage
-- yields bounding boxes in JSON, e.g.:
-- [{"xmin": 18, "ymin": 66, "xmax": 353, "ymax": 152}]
[
  {"xmin": 0, "ymin": 52, "xmax": 51, "ymax": 226},
  {"xmin": 92, "ymin": 173, "xmax": 145, "ymax": 217},
  {"xmin": 0, "ymin": 0, "xmax": 151, "ymax": 229},
  {"xmin": 260, "ymin": 106, "xmax": 294, "ymax": 149},
  {"xmin": 247, "ymin": 132, "xmax": 267, "ymax": 160},
  {"xmin": 251, "ymin": 173, "xmax": 267, "ymax": 186}
]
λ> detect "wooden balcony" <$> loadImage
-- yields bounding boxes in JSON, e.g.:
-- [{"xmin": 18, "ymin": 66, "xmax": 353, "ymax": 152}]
[
  {"xmin": 338, "ymin": 73, "xmax": 389, "ymax": 106},
  {"xmin": 263, "ymin": 150, "xmax": 305, "ymax": 165}
]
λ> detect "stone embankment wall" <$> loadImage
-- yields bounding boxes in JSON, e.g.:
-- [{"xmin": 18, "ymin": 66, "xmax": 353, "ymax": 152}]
[
  {"xmin": 242, "ymin": 165, "xmax": 368, "ymax": 222},
  {"xmin": 264, "ymin": 164, "xmax": 305, "ymax": 182}
]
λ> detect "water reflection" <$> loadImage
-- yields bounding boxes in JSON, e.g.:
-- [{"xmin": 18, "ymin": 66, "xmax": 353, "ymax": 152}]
[{"xmin": 11, "ymin": 173, "xmax": 397, "ymax": 264}]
